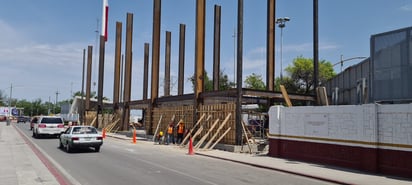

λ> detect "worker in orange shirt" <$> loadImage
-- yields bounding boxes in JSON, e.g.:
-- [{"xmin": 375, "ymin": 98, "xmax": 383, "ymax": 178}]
[
  {"xmin": 176, "ymin": 120, "xmax": 185, "ymax": 144},
  {"xmin": 166, "ymin": 123, "xmax": 174, "ymax": 145}
]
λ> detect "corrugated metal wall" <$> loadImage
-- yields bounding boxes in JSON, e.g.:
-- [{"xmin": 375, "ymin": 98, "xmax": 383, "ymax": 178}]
[
  {"xmin": 325, "ymin": 59, "xmax": 370, "ymax": 105},
  {"xmin": 325, "ymin": 26, "xmax": 412, "ymax": 105}
]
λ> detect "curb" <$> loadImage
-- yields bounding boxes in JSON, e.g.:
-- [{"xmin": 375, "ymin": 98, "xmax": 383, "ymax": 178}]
[{"xmin": 195, "ymin": 152, "xmax": 351, "ymax": 185}]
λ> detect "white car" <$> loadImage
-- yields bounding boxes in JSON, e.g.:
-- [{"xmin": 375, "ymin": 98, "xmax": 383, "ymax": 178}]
[
  {"xmin": 59, "ymin": 126, "xmax": 103, "ymax": 153},
  {"xmin": 32, "ymin": 116, "xmax": 65, "ymax": 138}
]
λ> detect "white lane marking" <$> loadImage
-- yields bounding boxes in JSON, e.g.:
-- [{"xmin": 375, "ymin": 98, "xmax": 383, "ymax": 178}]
[{"xmin": 135, "ymin": 157, "xmax": 219, "ymax": 185}]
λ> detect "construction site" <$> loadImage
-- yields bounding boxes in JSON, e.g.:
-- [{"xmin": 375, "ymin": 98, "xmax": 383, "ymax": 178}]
[
  {"xmin": 66, "ymin": 0, "xmax": 412, "ymax": 178},
  {"xmin": 73, "ymin": 0, "xmax": 315, "ymax": 153}
]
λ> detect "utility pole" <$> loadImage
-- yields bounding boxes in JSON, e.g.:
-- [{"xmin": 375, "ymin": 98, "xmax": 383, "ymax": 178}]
[
  {"xmin": 55, "ymin": 90, "xmax": 59, "ymax": 114},
  {"xmin": 8, "ymin": 84, "xmax": 12, "ymax": 117}
]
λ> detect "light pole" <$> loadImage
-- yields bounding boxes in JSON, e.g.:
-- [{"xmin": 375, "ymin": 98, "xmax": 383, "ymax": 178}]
[
  {"xmin": 276, "ymin": 17, "xmax": 290, "ymax": 80},
  {"xmin": 8, "ymin": 84, "xmax": 12, "ymax": 117},
  {"xmin": 333, "ymin": 55, "xmax": 367, "ymax": 72}
]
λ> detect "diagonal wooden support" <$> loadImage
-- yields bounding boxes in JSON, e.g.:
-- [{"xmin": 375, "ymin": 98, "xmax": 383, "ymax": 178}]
[
  {"xmin": 208, "ymin": 127, "xmax": 231, "ymax": 150},
  {"xmin": 280, "ymin": 85, "xmax": 292, "ymax": 107},
  {"xmin": 195, "ymin": 118, "xmax": 220, "ymax": 149},
  {"xmin": 152, "ymin": 114, "xmax": 163, "ymax": 142},
  {"xmin": 180, "ymin": 114, "xmax": 209, "ymax": 147},
  {"xmin": 202, "ymin": 113, "xmax": 231, "ymax": 150}
]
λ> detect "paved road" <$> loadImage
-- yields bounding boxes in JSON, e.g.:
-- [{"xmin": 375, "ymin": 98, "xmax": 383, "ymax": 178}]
[{"xmin": 15, "ymin": 123, "xmax": 336, "ymax": 185}]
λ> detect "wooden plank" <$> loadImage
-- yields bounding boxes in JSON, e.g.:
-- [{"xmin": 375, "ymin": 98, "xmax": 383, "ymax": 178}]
[
  {"xmin": 191, "ymin": 126, "xmax": 204, "ymax": 143},
  {"xmin": 89, "ymin": 116, "xmax": 97, "ymax": 127},
  {"xmin": 208, "ymin": 127, "xmax": 231, "ymax": 150},
  {"xmin": 194, "ymin": 118, "xmax": 220, "ymax": 149},
  {"xmin": 202, "ymin": 113, "xmax": 231, "ymax": 149},
  {"xmin": 152, "ymin": 114, "xmax": 163, "ymax": 142},
  {"xmin": 316, "ymin": 87, "xmax": 329, "ymax": 106},
  {"xmin": 280, "ymin": 85, "xmax": 292, "ymax": 107},
  {"xmin": 241, "ymin": 120, "xmax": 252, "ymax": 154},
  {"xmin": 180, "ymin": 114, "xmax": 208, "ymax": 147}
]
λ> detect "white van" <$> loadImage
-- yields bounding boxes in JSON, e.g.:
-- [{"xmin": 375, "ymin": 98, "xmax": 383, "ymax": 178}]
[{"xmin": 32, "ymin": 116, "xmax": 65, "ymax": 138}]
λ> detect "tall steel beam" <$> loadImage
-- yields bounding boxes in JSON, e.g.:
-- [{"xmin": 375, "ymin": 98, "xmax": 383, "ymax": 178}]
[
  {"xmin": 313, "ymin": 0, "xmax": 319, "ymax": 99},
  {"xmin": 194, "ymin": 0, "xmax": 206, "ymax": 124},
  {"xmin": 113, "ymin": 22, "xmax": 122, "ymax": 109},
  {"xmin": 86, "ymin": 46, "xmax": 93, "ymax": 111},
  {"xmin": 164, "ymin": 31, "xmax": 171, "ymax": 96},
  {"xmin": 267, "ymin": 0, "xmax": 275, "ymax": 91},
  {"xmin": 236, "ymin": 0, "xmax": 244, "ymax": 145},
  {"xmin": 143, "ymin": 43, "xmax": 149, "ymax": 100},
  {"xmin": 81, "ymin": 48, "xmax": 85, "ymax": 124},
  {"xmin": 151, "ymin": 0, "xmax": 161, "ymax": 103},
  {"xmin": 97, "ymin": 34, "xmax": 105, "ymax": 117},
  {"xmin": 195, "ymin": 0, "xmax": 205, "ymax": 101},
  {"xmin": 149, "ymin": 0, "xmax": 161, "ymax": 134},
  {"xmin": 178, "ymin": 24, "xmax": 186, "ymax": 95},
  {"xmin": 213, "ymin": 5, "xmax": 221, "ymax": 91},
  {"xmin": 123, "ymin": 13, "xmax": 133, "ymax": 131}
]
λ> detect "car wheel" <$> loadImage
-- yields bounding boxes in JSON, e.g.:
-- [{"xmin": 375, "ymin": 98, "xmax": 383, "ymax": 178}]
[
  {"xmin": 95, "ymin": 146, "xmax": 101, "ymax": 152},
  {"xmin": 59, "ymin": 140, "xmax": 63, "ymax": 149},
  {"xmin": 65, "ymin": 143, "xmax": 71, "ymax": 153}
]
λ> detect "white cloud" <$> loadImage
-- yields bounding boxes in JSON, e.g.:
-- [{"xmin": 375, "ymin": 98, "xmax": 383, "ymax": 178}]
[
  {"xmin": 400, "ymin": 4, "xmax": 412, "ymax": 11},
  {"xmin": 0, "ymin": 20, "xmax": 24, "ymax": 47}
]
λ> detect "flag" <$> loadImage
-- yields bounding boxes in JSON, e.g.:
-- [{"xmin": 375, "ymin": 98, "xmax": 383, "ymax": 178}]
[{"xmin": 102, "ymin": 0, "xmax": 109, "ymax": 42}]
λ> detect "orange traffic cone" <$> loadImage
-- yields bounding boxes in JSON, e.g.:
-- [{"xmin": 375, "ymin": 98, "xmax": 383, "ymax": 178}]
[
  {"xmin": 102, "ymin": 128, "xmax": 106, "ymax": 139},
  {"xmin": 188, "ymin": 136, "xmax": 194, "ymax": 155},
  {"xmin": 132, "ymin": 129, "xmax": 137, "ymax": 144}
]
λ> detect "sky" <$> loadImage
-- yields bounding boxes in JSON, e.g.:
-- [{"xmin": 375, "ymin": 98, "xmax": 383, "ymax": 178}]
[{"xmin": 1, "ymin": 0, "xmax": 412, "ymax": 104}]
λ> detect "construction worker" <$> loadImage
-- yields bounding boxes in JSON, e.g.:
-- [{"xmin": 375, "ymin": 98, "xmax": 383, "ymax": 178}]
[
  {"xmin": 176, "ymin": 120, "xmax": 185, "ymax": 144},
  {"xmin": 166, "ymin": 123, "xmax": 174, "ymax": 145},
  {"xmin": 157, "ymin": 131, "xmax": 164, "ymax": 144}
]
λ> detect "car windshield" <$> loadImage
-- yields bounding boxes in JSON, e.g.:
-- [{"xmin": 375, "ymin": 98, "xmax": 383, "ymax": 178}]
[
  {"xmin": 72, "ymin": 127, "xmax": 98, "ymax": 134},
  {"xmin": 40, "ymin": 118, "xmax": 63, "ymax": 124}
]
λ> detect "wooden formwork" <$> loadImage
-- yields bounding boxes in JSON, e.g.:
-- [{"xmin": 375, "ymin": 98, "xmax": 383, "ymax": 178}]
[
  {"xmin": 84, "ymin": 111, "xmax": 114, "ymax": 130},
  {"xmin": 146, "ymin": 105, "xmax": 194, "ymax": 137},
  {"xmin": 146, "ymin": 103, "xmax": 236, "ymax": 145},
  {"xmin": 198, "ymin": 103, "xmax": 236, "ymax": 145}
]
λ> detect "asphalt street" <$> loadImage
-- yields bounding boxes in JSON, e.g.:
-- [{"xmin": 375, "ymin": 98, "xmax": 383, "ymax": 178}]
[{"xmin": 15, "ymin": 123, "xmax": 335, "ymax": 185}]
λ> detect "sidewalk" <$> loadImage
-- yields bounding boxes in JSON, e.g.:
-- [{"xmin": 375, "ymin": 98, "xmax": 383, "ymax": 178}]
[
  {"xmin": 107, "ymin": 132, "xmax": 412, "ymax": 185},
  {"xmin": 0, "ymin": 122, "xmax": 59, "ymax": 185}
]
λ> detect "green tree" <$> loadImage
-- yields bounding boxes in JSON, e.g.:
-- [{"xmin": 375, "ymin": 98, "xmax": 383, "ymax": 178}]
[
  {"xmin": 284, "ymin": 56, "xmax": 335, "ymax": 94},
  {"xmin": 0, "ymin": 90, "xmax": 6, "ymax": 106},
  {"xmin": 244, "ymin": 73, "xmax": 266, "ymax": 90},
  {"xmin": 189, "ymin": 70, "xmax": 235, "ymax": 91}
]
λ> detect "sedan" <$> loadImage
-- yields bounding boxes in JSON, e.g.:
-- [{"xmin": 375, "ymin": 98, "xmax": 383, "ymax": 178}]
[{"xmin": 59, "ymin": 126, "xmax": 103, "ymax": 153}]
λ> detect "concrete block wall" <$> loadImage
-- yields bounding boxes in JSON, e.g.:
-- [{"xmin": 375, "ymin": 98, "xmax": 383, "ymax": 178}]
[
  {"xmin": 268, "ymin": 103, "xmax": 412, "ymax": 177},
  {"xmin": 269, "ymin": 104, "xmax": 412, "ymax": 149},
  {"xmin": 377, "ymin": 104, "xmax": 412, "ymax": 149}
]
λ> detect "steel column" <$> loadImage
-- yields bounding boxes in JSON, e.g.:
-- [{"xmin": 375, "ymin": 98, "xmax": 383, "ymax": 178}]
[
  {"xmin": 213, "ymin": 5, "xmax": 221, "ymax": 91},
  {"xmin": 86, "ymin": 46, "xmax": 93, "ymax": 111},
  {"xmin": 236, "ymin": 0, "xmax": 244, "ymax": 145},
  {"xmin": 267, "ymin": 0, "xmax": 275, "ymax": 91},
  {"xmin": 97, "ymin": 35, "xmax": 105, "ymax": 120},
  {"xmin": 81, "ymin": 48, "xmax": 86, "ymax": 124},
  {"xmin": 151, "ymin": 0, "xmax": 161, "ymax": 103},
  {"xmin": 164, "ymin": 31, "xmax": 171, "ymax": 96},
  {"xmin": 313, "ymin": 0, "xmax": 319, "ymax": 98},
  {"xmin": 123, "ymin": 13, "xmax": 133, "ymax": 131},
  {"xmin": 195, "ymin": 0, "xmax": 205, "ymax": 101},
  {"xmin": 143, "ymin": 43, "xmax": 149, "ymax": 100},
  {"xmin": 178, "ymin": 24, "xmax": 186, "ymax": 95},
  {"xmin": 194, "ymin": 0, "xmax": 206, "ymax": 124},
  {"xmin": 113, "ymin": 22, "xmax": 122, "ymax": 109}
]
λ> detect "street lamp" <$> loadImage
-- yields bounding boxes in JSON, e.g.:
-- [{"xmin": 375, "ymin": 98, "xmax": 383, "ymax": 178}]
[
  {"xmin": 333, "ymin": 55, "xmax": 367, "ymax": 72},
  {"xmin": 276, "ymin": 17, "xmax": 290, "ymax": 80}
]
